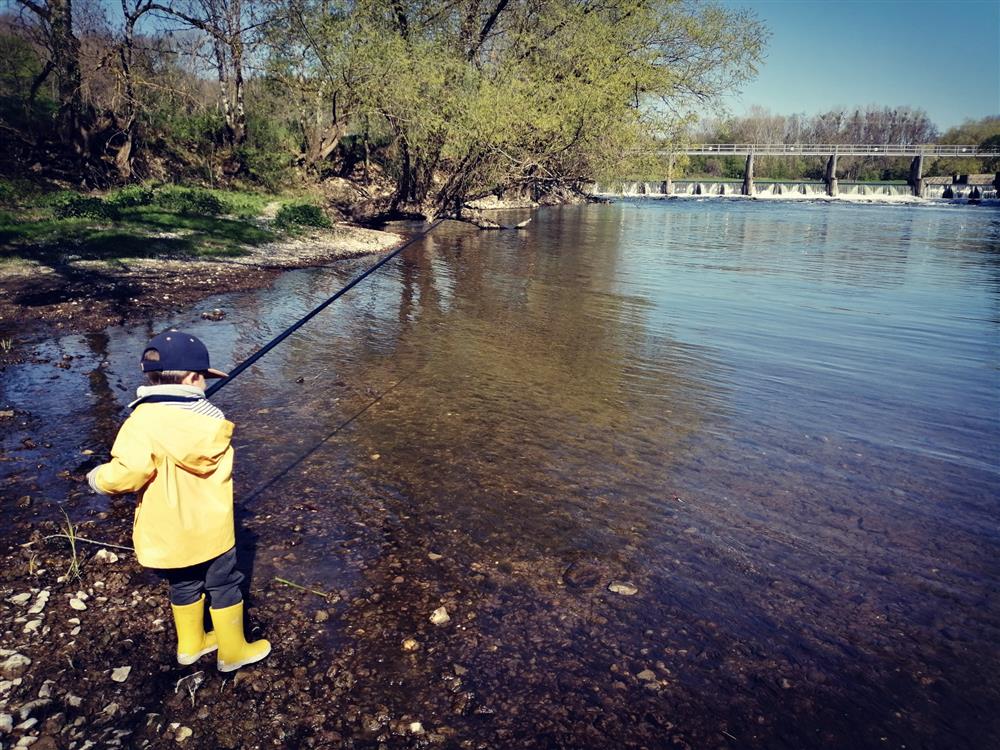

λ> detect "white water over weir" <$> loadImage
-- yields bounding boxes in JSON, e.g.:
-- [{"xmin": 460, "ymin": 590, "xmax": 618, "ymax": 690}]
[{"xmin": 590, "ymin": 180, "xmax": 999, "ymax": 202}]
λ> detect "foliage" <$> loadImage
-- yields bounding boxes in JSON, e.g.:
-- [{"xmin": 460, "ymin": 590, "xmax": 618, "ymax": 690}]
[
  {"xmin": 933, "ymin": 116, "xmax": 1000, "ymax": 175},
  {"xmin": 107, "ymin": 185, "xmax": 155, "ymax": 207},
  {"xmin": 153, "ymin": 187, "xmax": 228, "ymax": 216},
  {"xmin": 274, "ymin": 203, "xmax": 331, "ymax": 230},
  {"xmin": 2, "ymin": 0, "xmax": 769, "ymax": 213},
  {"xmin": 49, "ymin": 193, "xmax": 121, "ymax": 220}
]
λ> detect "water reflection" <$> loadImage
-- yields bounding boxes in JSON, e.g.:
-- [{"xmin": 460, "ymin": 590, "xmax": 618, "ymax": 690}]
[{"xmin": 4, "ymin": 199, "xmax": 999, "ymax": 747}]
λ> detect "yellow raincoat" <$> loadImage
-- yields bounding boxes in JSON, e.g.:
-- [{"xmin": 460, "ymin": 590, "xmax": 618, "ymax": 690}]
[{"xmin": 92, "ymin": 404, "xmax": 236, "ymax": 569}]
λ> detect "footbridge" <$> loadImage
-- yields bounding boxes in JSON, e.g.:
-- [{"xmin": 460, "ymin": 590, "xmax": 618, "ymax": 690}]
[{"xmin": 654, "ymin": 144, "xmax": 1000, "ymax": 196}]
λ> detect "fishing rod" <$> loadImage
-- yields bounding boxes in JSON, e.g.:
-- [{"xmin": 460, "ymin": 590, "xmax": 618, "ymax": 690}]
[{"xmin": 205, "ymin": 218, "xmax": 445, "ymax": 398}]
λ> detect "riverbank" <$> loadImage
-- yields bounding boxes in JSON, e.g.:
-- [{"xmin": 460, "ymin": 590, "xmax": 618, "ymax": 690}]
[{"xmin": 0, "ymin": 185, "xmax": 403, "ymax": 358}]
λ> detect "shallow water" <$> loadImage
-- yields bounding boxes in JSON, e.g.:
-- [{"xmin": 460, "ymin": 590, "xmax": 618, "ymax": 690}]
[{"xmin": 4, "ymin": 199, "xmax": 1000, "ymax": 747}]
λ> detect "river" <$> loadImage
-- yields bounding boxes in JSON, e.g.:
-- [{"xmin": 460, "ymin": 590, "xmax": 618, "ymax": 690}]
[{"xmin": 4, "ymin": 198, "xmax": 999, "ymax": 748}]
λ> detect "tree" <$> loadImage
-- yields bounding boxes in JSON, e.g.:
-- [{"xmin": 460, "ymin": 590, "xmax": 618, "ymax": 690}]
[
  {"xmin": 934, "ymin": 116, "xmax": 1000, "ymax": 175},
  {"xmin": 282, "ymin": 0, "xmax": 766, "ymax": 217},
  {"xmin": 13, "ymin": 0, "xmax": 86, "ymax": 153}
]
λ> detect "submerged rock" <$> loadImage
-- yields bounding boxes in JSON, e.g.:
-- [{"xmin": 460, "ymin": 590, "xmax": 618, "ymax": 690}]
[
  {"xmin": 430, "ymin": 607, "xmax": 450, "ymax": 626},
  {"xmin": 608, "ymin": 582, "xmax": 638, "ymax": 596}
]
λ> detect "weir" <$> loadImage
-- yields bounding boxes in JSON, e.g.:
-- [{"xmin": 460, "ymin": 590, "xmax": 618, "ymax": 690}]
[{"xmin": 652, "ymin": 144, "xmax": 1000, "ymax": 197}]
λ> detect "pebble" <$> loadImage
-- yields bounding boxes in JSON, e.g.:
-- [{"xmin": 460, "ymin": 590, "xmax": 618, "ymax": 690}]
[
  {"xmin": 200, "ymin": 309, "xmax": 225, "ymax": 321},
  {"xmin": 23, "ymin": 620, "xmax": 42, "ymax": 635},
  {"xmin": 66, "ymin": 695, "xmax": 82, "ymax": 708},
  {"xmin": 408, "ymin": 722, "xmax": 424, "ymax": 734},
  {"xmin": 314, "ymin": 611, "xmax": 329, "ymax": 623},
  {"xmin": 37, "ymin": 682, "xmax": 53, "ymax": 699},
  {"xmin": 102, "ymin": 703, "xmax": 119, "ymax": 716},
  {"xmin": 401, "ymin": 638, "xmax": 420, "ymax": 652},
  {"xmin": 27, "ymin": 591, "xmax": 49, "ymax": 615},
  {"xmin": 15, "ymin": 718, "xmax": 38, "ymax": 731},
  {"xmin": 427, "ymin": 552, "xmax": 443, "ymax": 561},
  {"xmin": 0, "ymin": 713, "xmax": 11, "ymax": 733},
  {"xmin": 18, "ymin": 701, "xmax": 50, "ymax": 720},
  {"xmin": 430, "ymin": 607, "xmax": 450, "ymax": 626},
  {"xmin": 69, "ymin": 599, "xmax": 87, "ymax": 611},
  {"xmin": 608, "ymin": 582, "xmax": 638, "ymax": 596},
  {"xmin": 637, "ymin": 669, "xmax": 656, "ymax": 681},
  {"xmin": 94, "ymin": 549, "xmax": 119, "ymax": 564},
  {"xmin": 1, "ymin": 654, "xmax": 31, "ymax": 680},
  {"xmin": 7, "ymin": 593, "xmax": 31, "ymax": 606},
  {"xmin": 111, "ymin": 667, "xmax": 131, "ymax": 683},
  {"xmin": 175, "ymin": 726, "xmax": 193, "ymax": 742},
  {"xmin": 16, "ymin": 736, "xmax": 37, "ymax": 747}
]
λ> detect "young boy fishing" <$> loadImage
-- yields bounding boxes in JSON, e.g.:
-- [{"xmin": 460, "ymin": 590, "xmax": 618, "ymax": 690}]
[{"xmin": 87, "ymin": 329, "xmax": 270, "ymax": 672}]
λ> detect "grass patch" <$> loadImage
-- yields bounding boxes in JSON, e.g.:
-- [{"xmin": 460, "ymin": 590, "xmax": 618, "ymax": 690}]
[
  {"xmin": 0, "ymin": 184, "xmax": 334, "ymax": 269},
  {"xmin": 274, "ymin": 202, "xmax": 331, "ymax": 230},
  {"xmin": 0, "ymin": 202, "xmax": 275, "ymax": 266}
]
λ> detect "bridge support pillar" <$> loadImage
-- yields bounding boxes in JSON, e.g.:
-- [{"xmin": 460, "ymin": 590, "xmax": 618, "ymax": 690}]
[
  {"xmin": 664, "ymin": 155, "xmax": 674, "ymax": 196},
  {"xmin": 742, "ymin": 153, "xmax": 754, "ymax": 196},
  {"xmin": 908, "ymin": 155, "xmax": 925, "ymax": 197},
  {"xmin": 824, "ymin": 153, "xmax": 839, "ymax": 196}
]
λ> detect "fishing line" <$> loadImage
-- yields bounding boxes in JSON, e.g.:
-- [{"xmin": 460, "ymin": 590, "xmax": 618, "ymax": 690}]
[{"xmin": 205, "ymin": 218, "xmax": 444, "ymax": 398}]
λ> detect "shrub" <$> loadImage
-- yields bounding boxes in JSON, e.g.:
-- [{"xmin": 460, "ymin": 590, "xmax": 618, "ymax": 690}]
[
  {"xmin": 49, "ymin": 192, "xmax": 120, "ymax": 220},
  {"xmin": 107, "ymin": 185, "xmax": 154, "ymax": 207},
  {"xmin": 153, "ymin": 187, "xmax": 227, "ymax": 215},
  {"xmin": 273, "ymin": 203, "xmax": 331, "ymax": 230},
  {"xmin": 0, "ymin": 178, "xmax": 42, "ymax": 206}
]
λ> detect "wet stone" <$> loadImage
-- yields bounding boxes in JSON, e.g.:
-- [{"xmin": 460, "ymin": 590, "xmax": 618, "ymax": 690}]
[
  {"xmin": 637, "ymin": 669, "xmax": 656, "ymax": 681},
  {"xmin": 430, "ymin": 607, "xmax": 451, "ymax": 626},
  {"xmin": 608, "ymin": 582, "xmax": 638, "ymax": 596},
  {"xmin": 561, "ymin": 561, "xmax": 602, "ymax": 588}
]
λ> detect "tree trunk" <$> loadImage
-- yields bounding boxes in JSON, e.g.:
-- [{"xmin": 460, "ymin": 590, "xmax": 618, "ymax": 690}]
[{"xmin": 49, "ymin": 0, "xmax": 84, "ymax": 150}]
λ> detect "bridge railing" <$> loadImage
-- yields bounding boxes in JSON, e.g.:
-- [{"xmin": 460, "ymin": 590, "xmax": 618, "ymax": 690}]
[{"xmin": 658, "ymin": 144, "xmax": 1000, "ymax": 157}]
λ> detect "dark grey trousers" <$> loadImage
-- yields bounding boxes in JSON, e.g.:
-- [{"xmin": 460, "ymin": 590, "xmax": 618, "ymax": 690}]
[{"xmin": 157, "ymin": 546, "xmax": 243, "ymax": 609}]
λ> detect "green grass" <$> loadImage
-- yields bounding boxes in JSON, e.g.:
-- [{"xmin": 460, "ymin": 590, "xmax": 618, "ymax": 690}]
[
  {"xmin": 0, "ymin": 184, "xmax": 336, "ymax": 271},
  {"xmin": 0, "ymin": 194, "xmax": 280, "ymax": 267}
]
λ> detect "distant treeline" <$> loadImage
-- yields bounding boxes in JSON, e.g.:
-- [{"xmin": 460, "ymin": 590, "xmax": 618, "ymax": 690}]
[
  {"xmin": 680, "ymin": 107, "xmax": 1000, "ymax": 181},
  {"xmin": 0, "ymin": 0, "xmax": 766, "ymax": 219}
]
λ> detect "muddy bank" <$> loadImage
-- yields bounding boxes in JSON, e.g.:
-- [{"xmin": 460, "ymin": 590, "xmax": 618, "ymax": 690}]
[{"xmin": 0, "ymin": 224, "xmax": 401, "ymax": 351}]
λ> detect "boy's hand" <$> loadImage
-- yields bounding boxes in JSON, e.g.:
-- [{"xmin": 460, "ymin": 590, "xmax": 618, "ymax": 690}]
[{"xmin": 86, "ymin": 467, "xmax": 109, "ymax": 495}]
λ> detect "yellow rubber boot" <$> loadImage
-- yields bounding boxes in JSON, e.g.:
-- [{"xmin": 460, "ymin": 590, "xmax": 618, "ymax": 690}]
[
  {"xmin": 210, "ymin": 601, "xmax": 271, "ymax": 672},
  {"xmin": 171, "ymin": 595, "xmax": 218, "ymax": 666}
]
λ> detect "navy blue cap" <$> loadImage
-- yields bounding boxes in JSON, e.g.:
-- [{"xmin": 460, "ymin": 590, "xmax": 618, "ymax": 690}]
[{"xmin": 141, "ymin": 329, "xmax": 227, "ymax": 378}]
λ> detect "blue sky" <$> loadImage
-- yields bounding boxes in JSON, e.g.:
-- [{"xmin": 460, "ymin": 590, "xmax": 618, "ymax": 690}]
[{"xmin": 718, "ymin": 0, "xmax": 1000, "ymax": 131}]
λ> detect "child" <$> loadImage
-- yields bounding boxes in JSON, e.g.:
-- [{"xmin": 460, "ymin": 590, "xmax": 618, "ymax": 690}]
[{"xmin": 87, "ymin": 329, "xmax": 270, "ymax": 672}]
